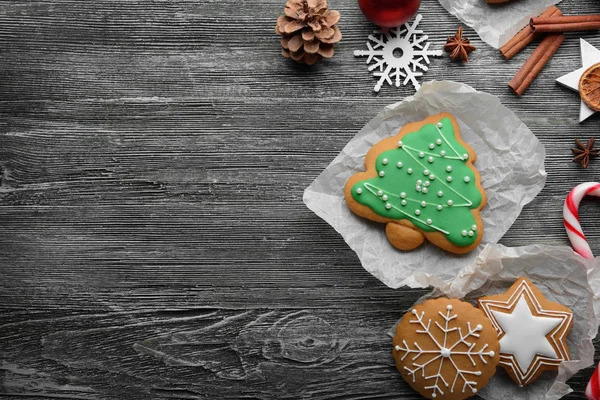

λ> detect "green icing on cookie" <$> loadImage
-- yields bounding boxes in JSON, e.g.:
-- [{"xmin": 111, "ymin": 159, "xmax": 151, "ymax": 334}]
[{"xmin": 351, "ymin": 117, "xmax": 483, "ymax": 247}]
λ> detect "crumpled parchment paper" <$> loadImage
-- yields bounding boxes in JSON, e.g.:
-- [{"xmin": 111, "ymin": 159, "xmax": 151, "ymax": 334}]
[
  {"xmin": 303, "ymin": 80, "xmax": 546, "ymax": 289},
  {"xmin": 392, "ymin": 243, "xmax": 600, "ymax": 400},
  {"xmin": 436, "ymin": 0, "xmax": 561, "ymax": 49}
]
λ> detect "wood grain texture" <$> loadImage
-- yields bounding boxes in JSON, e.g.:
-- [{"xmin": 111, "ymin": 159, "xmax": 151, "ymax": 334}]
[{"xmin": 2, "ymin": 0, "xmax": 600, "ymax": 398}]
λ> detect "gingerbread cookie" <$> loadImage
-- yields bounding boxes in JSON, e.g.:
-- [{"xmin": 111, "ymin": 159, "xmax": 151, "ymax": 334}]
[
  {"xmin": 393, "ymin": 298, "xmax": 500, "ymax": 400},
  {"xmin": 478, "ymin": 277, "xmax": 573, "ymax": 386},
  {"xmin": 344, "ymin": 113, "xmax": 486, "ymax": 254}
]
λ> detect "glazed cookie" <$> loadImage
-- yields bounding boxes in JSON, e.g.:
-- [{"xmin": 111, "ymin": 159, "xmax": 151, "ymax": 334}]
[
  {"xmin": 478, "ymin": 277, "xmax": 573, "ymax": 386},
  {"xmin": 344, "ymin": 113, "xmax": 486, "ymax": 254},
  {"xmin": 393, "ymin": 298, "xmax": 500, "ymax": 400}
]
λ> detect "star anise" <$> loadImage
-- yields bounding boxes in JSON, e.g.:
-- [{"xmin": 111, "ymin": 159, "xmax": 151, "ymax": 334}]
[
  {"xmin": 572, "ymin": 138, "xmax": 599, "ymax": 169},
  {"xmin": 444, "ymin": 26, "xmax": 476, "ymax": 62}
]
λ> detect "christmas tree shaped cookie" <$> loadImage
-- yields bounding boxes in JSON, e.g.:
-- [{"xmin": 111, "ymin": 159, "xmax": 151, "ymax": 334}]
[{"xmin": 344, "ymin": 113, "xmax": 486, "ymax": 254}]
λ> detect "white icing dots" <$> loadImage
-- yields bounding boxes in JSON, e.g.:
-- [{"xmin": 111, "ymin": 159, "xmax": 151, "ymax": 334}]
[
  {"xmin": 464, "ymin": 176, "xmax": 471, "ymax": 183},
  {"xmin": 468, "ymin": 230, "xmax": 474, "ymax": 237},
  {"xmin": 475, "ymin": 324, "xmax": 482, "ymax": 331},
  {"xmin": 440, "ymin": 347, "xmax": 451, "ymax": 357},
  {"xmin": 447, "ymin": 305, "xmax": 453, "ymax": 310},
  {"xmin": 471, "ymin": 225, "xmax": 477, "ymax": 231},
  {"xmin": 354, "ymin": 120, "xmax": 483, "ymax": 253},
  {"xmin": 436, "ymin": 122, "xmax": 443, "ymax": 128},
  {"xmin": 462, "ymin": 230, "xmax": 468, "ymax": 236},
  {"xmin": 463, "ymin": 153, "xmax": 469, "ymax": 160}
]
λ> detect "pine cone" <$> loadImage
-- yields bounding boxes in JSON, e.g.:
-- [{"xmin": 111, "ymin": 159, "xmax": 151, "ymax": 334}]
[{"xmin": 275, "ymin": 0, "xmax": 342, "ymax": 65}]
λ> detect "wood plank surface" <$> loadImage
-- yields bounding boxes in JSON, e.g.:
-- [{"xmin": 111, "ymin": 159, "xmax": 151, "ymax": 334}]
[{"xmin": 2, "ymin": 0, "xmax": 600, "ymax": 398}]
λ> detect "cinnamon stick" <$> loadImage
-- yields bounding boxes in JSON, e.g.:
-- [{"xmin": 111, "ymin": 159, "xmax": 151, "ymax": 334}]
[
  {"xmin": 531, "ymin": 15, "xmax": 600, "ymax": 33},
  {"xmin": 508, "ymin": 33, "xmax": 565, "ymax": 96},
  {"xmin": 500, "ymin": 6, "xmax": 561, "ymax": 60}
]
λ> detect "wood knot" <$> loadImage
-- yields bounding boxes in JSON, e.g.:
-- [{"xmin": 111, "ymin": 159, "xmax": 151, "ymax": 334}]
[{"xmin": 264, "ymin": 313, "xmax": 345, "ymax": 364}]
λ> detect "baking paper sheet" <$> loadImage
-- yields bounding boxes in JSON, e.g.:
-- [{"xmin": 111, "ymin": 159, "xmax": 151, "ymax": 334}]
[
  {"xmin": 436, "ymin": 0, "xmax": 561, "ymax": 48},
  {"xmin": 402, "ymin": 243, "xmax": 600, "ymax": 400},
  {"xmin": 303, "ymin": 80, "xmax": 546, "ymax": 289}
]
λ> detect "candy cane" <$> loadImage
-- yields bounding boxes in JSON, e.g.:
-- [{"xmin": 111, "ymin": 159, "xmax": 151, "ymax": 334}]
[
  {"xmin": 586, "ymin": 362, "xmax": 600, "ymax": 400},
  {"xmin": 563, "ymin": 182, "xmax": 600, "ymax": 259}
]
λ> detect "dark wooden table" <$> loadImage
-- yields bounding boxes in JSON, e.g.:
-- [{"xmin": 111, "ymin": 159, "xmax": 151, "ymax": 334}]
[{"xmin": 2, "ymin": 1, "xmax": 600, "ymax": 399}]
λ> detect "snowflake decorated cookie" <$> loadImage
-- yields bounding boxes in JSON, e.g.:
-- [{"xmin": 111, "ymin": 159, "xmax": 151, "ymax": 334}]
[
  {"xmin": 393, "ymin": 298, "xmax": 500, "ymax": 400},
  {"xmin": 478, "ymin": 277, "xmax": 573, "ymax": 386},
  {"xmin": 344, "ymin": 113, "xmax": 486, "ymax": 254}
]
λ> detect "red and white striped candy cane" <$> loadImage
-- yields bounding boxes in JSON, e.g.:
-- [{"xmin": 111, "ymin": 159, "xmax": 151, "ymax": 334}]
[
  {"xmin": 586, "ymin": 362, "xmax": 600, "ymax": 400},
  {"xmin": 563, "ymin": 182, "xmax": 600, "ymax": 259}
]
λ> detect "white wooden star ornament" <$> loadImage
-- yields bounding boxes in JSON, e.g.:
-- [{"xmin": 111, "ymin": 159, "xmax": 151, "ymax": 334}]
[{"xmin": 556, "ymin": 39, "xmax": 600, "ymax": 123}]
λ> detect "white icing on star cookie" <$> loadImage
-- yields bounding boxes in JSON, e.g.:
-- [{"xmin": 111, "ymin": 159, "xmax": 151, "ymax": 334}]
[{"xmin": 478, "ymin": 278, "xmax": 573, "ymax": 386}]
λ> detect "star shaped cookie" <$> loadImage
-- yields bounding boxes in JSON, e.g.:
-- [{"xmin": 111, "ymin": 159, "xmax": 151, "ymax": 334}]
[{"xmin": 478, "ymin": 277, "xmax": 573, "ymax": 386}]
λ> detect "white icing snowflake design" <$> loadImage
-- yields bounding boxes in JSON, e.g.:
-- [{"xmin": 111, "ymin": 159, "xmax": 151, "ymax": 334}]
[
  {"xmin": 354, "ymin": 14, "xmax": 443, "ymax": 93},
  {"xmin": 395, "ymin": 305, "xmax": 496, "ymax": 398}
]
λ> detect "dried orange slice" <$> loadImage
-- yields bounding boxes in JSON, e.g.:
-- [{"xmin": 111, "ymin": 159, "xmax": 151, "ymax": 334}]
[{"xmin": 579, "ymin": 62, "xmax": 600, "ymax": 112}]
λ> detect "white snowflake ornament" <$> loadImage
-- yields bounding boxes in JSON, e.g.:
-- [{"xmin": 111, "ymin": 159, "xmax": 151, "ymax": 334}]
[
  {"xmin": 393, "ymin": 299, "xmax": 500, "ymax": 400},
  {"xmin": 354, "ymin": 14, "xmax": 443, "ymax": 93}
]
